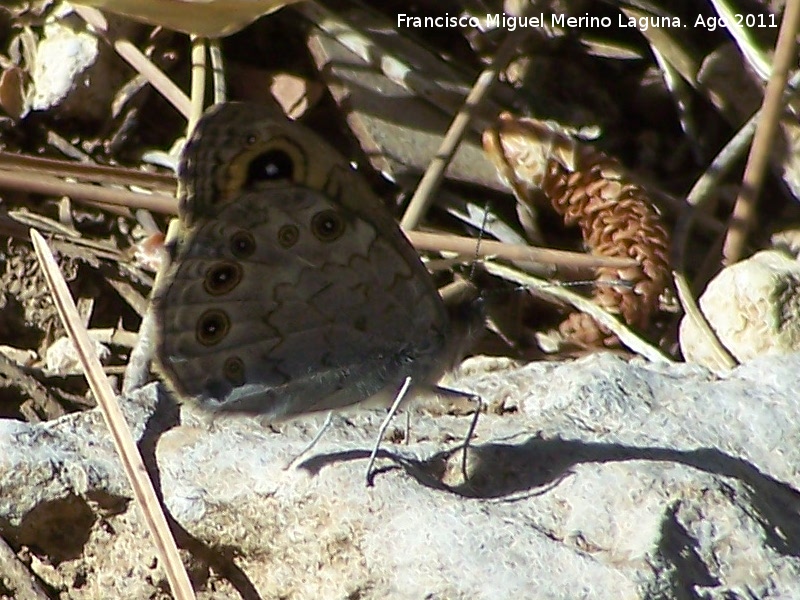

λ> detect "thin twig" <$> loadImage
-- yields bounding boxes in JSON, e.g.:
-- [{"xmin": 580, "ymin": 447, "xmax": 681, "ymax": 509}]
[
  {"xmin": 30, "ymin": 229, "xmax": 196, "ymax": 600},
  {"xmin": 407, "ymin": 230, "xmax": 638, "ymax": 271},
  {"xmin": 723, "ymin": 0, "xmax": 800, "ymax": 263},
  {"xmin": 0, "ymin": 168, "xmax": 176, "ymax": 214},
  {"xmin": 684, "ymin": 66, "xmax": 800, "ymax": 216},
  {"xmin": 1, "ymin": 159, "xmax": 635, "ymax": 275},
  {"xmin": 672, "ymin": 112, "xmax": 759, "ymax": 269},
  {"xmin": 670, "ymin": 71, "xmax": 800, "ymax": 368},
  {"xmin": 74, "ymin": 6, "xmax": 192, "ymax": 120},
  {"xmin": 0, "ymin": 150, "xmax": 175, "ymax": 220},
  {"xmin": 0, "ymin": 152, "xmax": 176, "ymax": 191},
  {"xmin": 209, "ymin": 39, "xmax": 227, "ymax": 103},
  {"xmin": 399, "ymin": 24, "xmax": 529, "ymax": 230}
]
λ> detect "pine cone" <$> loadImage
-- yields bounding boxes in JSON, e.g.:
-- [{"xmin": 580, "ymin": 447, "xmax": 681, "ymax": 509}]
[{"xmin": 483, "ymin": 113, "xmax": 672, "ymax": 347}]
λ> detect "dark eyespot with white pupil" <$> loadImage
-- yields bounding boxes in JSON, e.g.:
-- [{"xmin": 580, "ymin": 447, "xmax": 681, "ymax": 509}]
[
  {"xmin": 204, "ymin": 261, "xmax": 242, "ymax": 296},
  {"xmin": 311, "ymin": 210, "xmax": 346, "ymax": 242},
  {"xmin": 230, "ymin": 230, "xmax": 256, "ymax": 258},
  {"xmin": 196, "ymin": 309, "xmax": 230, "ymax": 346},
  {"xmin": 246, "ymin": 149, "xmax": 294, "ymax": 186}
]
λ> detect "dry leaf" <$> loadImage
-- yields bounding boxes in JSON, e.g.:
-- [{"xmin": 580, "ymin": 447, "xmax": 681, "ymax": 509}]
[
  {"xmin": 270, "ymin": 72, "xmax": 322, "ymax": 119},
  {"xmin": 0, "ymin": 66, "xmax": 27, "ymax": 119}
]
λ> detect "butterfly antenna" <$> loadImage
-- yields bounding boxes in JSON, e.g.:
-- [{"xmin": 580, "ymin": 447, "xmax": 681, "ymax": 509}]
[
  {"xmin": 523, "ymin": 278, "xmax": 636, "ymax": 293},
  {"xmin": 468, "ymin": 200, "xmax": 492, "ymax": 281}
]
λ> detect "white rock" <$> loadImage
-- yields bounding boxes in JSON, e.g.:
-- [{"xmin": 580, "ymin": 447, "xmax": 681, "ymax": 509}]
[
  {"xmin": 679, "ymin": 249, "xmax": 800, "ymax": 370},
  {"xmin": 1, "ymin": 353, "xmax": 799, "ymax": 598},
  {"xmin": 31, "ymin": 23, "xmax": 99, "ymax": 113},
  {"xmin": 29, "ymin": 19, "xmax": 130, "ymax": 120}
]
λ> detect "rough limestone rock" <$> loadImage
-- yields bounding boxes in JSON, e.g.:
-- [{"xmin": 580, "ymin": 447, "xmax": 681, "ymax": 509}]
[
  {"xmin": 29, "ymin": 19, "xmax": 128, "ymax": 121},
  {"xmin": 1, "ymin": 352, "xmax": 799, "ymax": 599},
  {"xmin": 679, "ymin": 249, "xmax": 800, "ymax": 370}
]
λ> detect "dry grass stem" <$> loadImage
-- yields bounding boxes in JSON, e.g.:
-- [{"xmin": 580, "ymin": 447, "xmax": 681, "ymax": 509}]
[
  {"xmin": 30, "ymin": 229, "xmax": 196, "ymax": 600},
  {"xmin": 73, "ymin": 6, "xmax": 192, "ymax": 119},
  {"xmin": 0, "ymin": 152, "xmax": 176, "ymax": 191},
  {"xmin": 0, "ymin": 168, "xmax": 176, "ymax": 214},
  {"xmin": 407, "ymin": 230, "xmax": 639, "ymax": 271},
  {"xmin": 672, "ymin": 271, "xmax": 737, "ymax": 371},
  {"xmin": 722, "ymin": 0, "xmax": 800, "ymax": 263},
  {"xmin": 400, "ymin": 21, "xmax": 532, "ymax": 230}
]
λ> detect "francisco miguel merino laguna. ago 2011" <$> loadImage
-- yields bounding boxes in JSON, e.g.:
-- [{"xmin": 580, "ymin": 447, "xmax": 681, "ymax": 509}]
[{"xmin": 395, "ymin": 12, "xmax": 777, "ymax": 31}]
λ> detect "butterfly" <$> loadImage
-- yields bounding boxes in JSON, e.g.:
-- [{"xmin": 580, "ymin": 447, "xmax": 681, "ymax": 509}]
[{"xmin": 151, "ymin": 102, "xmax": 462, "ymax": 421}]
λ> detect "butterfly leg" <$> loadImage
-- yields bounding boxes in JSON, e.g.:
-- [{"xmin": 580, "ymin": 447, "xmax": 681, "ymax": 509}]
[
  {"xmin": 461, "ymin": 393, "xmax": 483, "ymax": 481},
  {"xmin": 365, "ymin": 377, "xmax": 412, "ymax": 486},
  {"xmin": 283, "ymin": 410, "xmax": 335, "ymax": 471},
  {"xmin": 435, "ymin": 386, "xmax": 483, "ymax": 481}
]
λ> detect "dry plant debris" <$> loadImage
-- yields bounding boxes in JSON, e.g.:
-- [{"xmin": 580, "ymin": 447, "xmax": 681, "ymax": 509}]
[
  {"xmin": 1, "ymin": 0, "xmax": 800, "ymax": 597},
  {"xmin": 0, "ymin": 0, "xmax": 796, "ymax": 405}
]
